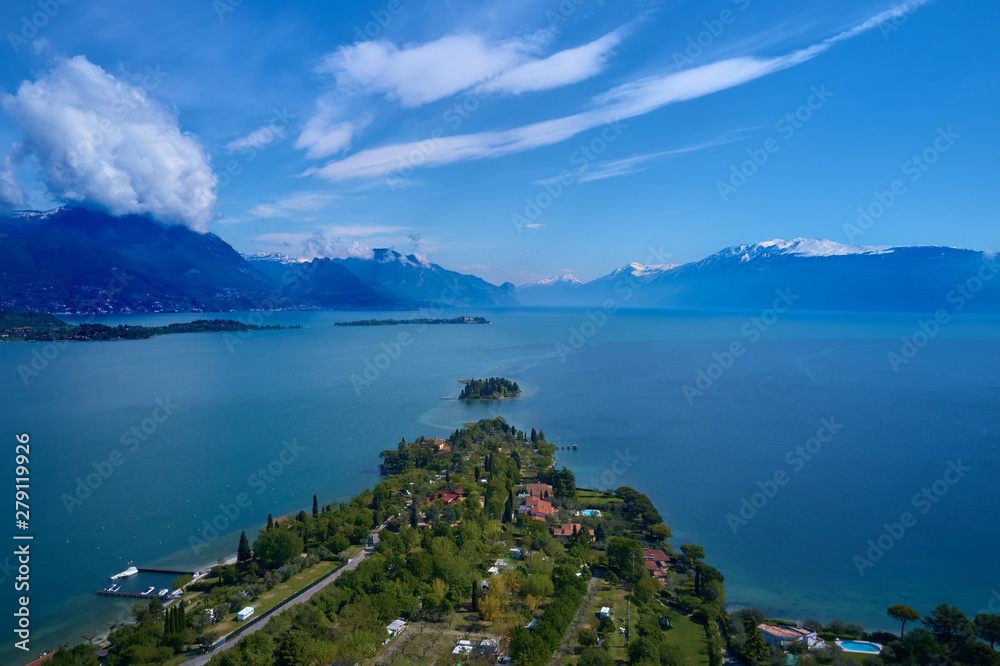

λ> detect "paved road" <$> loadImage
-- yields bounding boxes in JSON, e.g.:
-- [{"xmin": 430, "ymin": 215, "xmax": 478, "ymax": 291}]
[{"xmin": 181, "ymin": 519, "xmax": 390, "ymax": 666}]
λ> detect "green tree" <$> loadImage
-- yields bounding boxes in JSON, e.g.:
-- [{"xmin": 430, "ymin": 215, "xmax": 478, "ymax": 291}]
[
  {"xmin": 312, "ymin": 494, "xmax": 318, "ymax": 518},
  {"xmin": 237, "ymin": 530, "xmax": 252, "ymax": 562},
  {"xmin": 606, "ymin": 536, "xmax": 643, "ymax": 581},
  {"xmin": 974, "ymin": 613, "xmax": 1000, "ymax": 649},
  {"xmin": 742, "ymin": 618, "xmax": 770, "ymax": 665},
  {"xmin": 680, "ymin": 544, "xmax": 705, "ymax": 595},
  {"xmin": 410, "ymin": 501, "xmax": 418, "ymax": 528},
  {"xmin": 266, "ymin": 513, "xmax": 274, "ymax": 530},
  {"xmin": 923, "ymin": 604, "xmax": 973, "ymax": 645},
  {"xmin": 253, "ymin": 528, "xmax": 304, "ymax": 569}
]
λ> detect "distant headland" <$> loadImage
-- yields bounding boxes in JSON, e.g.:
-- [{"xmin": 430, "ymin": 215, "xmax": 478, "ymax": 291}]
[{"xmin": 335, "ymin": 316, "xmax": 491, "ymax": 326}]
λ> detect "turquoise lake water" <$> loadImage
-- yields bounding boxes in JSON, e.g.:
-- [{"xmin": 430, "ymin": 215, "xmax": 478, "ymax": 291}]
[{"xmin": 2, "ymin": 307, "xmax": 998, "ymax": 663}]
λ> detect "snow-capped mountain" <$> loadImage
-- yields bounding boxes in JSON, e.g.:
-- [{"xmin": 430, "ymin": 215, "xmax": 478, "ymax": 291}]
[
  {"xmin": 242, "ymin": 251, "xmax": 303, "ymax": 264},
  {"xmin": 516, "ymin": 239, "xmax": 1000, "ymax": 313}
]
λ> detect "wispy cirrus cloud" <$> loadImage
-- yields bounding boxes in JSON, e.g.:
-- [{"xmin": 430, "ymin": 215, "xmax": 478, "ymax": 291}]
[
  {"xmin": 295, "ymin": 25, "xmax": 629, "ymax": 161},
  {"xmin": 225, "ymin": 124, "xmax": 286, "ymax": 153},
  {"xmin": 250, "ymin": 192, "xmax": 337, "ymax": 218},
  {"xmin": 306, "ymin": 4, "xmax": 917, "ymax": 184}
]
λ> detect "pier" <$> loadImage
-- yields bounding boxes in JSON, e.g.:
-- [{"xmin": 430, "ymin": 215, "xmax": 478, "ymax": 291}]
[
  {"xmin": 136, "ymin": 567, "xmax": 196, "ymax": 575},
  {"xmin": 97, "ymin": 589, "xmax": 170, "ymax": 599}
]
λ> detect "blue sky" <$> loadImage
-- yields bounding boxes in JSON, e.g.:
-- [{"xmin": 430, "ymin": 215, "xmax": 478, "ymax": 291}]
[{"xmin": 0, "ymin": 0, "xmax": 996, "ymax": 284}]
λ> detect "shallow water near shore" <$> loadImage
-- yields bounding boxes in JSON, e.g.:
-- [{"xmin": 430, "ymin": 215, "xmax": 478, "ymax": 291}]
[{"xmin": 2, "ymin": 307, "xmax": 998, "ymax": 663}]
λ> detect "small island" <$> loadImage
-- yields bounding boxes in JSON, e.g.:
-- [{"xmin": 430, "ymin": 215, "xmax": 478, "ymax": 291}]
[
  {"xmin": 459, "ymin": 376, "xmax": 521, "ymax": 400},
  {"xmin": 335, "ymin": 316, "xmax": 491, "ymax": 326},
  {"xmin": 0, "ymin": 310, "xmax": 298, "ymax": 341}
]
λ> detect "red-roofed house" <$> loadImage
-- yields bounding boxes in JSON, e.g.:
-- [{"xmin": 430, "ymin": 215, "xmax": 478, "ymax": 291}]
[
  {"xmin": 431, "ymin": 488, "xmax": 467, "ymax": 505},
  {"xmin": 550, "ymin": 523, "xmax": 595, "ymax": 541},
  {"xmin": 519, "ymin": 495, "xmax": 554, "ymax": 519},
  {"xmin": 524, "ymin": 483, "xmax": 553, "ymax": 498}
]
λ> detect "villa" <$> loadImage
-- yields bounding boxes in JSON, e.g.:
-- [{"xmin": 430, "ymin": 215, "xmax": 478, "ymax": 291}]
[
  {"xmin": 758, "ymin": 624, "xmax": 825, "ymax": 649},
  {"xmin": 524, "ymin": 482, "xmax": 553, "ymax": 498},
  {"xmin": 550, "ymin": 523, "xmax": 595, "ymax": 541},
  {"xmin": 519, "ymin": 495, "xmax": 554, "ymax": 519}
]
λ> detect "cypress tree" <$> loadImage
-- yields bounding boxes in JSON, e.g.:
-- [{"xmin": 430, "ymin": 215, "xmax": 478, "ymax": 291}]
[
  {"xmin": 312, "ymin": 494, "xmax": 319, "ymax": 518},
  {"xmin": 472, "ymin": 580, "xmax": 479, "ymax": 611},
  {"xmin": 237, "ymin": 530, "xmax": 251, "ymax": 562},
  {"xmin": 410, "ymin": 501, "xmax": 418, "ymax": 528},
  {"xmin": 267, "ymin": 513, "xmax": 274, "ymax": 530}
]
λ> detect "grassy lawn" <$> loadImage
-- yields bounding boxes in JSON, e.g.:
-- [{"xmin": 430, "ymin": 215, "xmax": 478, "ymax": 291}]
[
  {"xmin": 658, "ymin": 606, "xmax": 711, "ymax": 666},
  {"xmin": 203, "ymin": 559, "xmax": 342, "ymax": 636},
  {"xmin": 575, "ymin": 490, "xmax": 624, "ymax": 506}
]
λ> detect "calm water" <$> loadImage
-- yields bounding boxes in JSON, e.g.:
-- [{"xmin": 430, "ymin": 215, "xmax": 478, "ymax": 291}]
[{"xmin": 2, "ymin": 308, "xmax": 998, "ymax": 663}]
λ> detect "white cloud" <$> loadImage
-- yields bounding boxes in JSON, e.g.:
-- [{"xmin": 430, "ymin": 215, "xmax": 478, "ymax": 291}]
[
  {"xmin": 250, "ymin": 193, "xmax": 336, "ymax": 218},
  {"xmin": 308, "ymin": 7, "xmax": 908, "ymax": 183},
  {"xmin": 294, "ymin": 96, "xmax": 369, "ymax": 160},
  {"xmin": 1, "ymin": 56, "xmax": 217, "ymax": 230},
  {"xmin": 0, "ymin": 155, "xmax": 25, "ymax": 208},
  {"xmin": 317, "ymin": 34, "xmax": 536, "ymax": 107},
  {"xmin": 488, "ymin": 28, "xmax": 626, "ymax": 95},
  {"xmin": 303, "ymin": 234, "xmax": 374, "ymax": 260},
  {"xmin": 225, "ymin": 124, "xmax": 286, "ymax": 152}
]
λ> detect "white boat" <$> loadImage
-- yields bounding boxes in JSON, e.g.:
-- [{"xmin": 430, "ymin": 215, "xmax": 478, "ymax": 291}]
[
  {"xmin": 158, "ymin": 588, "xmax": 169, "ymax": 596},
  {"xmin": 143, "ymin": 586, "xmax": 155, "ymax": 595},
  {"xmin": 111, "ymin": 566, "xmax": 138, "ymax": 580},
  {"xmin": 110, "ymin": 584, "xmax": 121, "ymax": 592}
]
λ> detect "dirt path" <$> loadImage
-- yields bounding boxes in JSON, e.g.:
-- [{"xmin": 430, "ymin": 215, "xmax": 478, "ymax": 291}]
[{"xmin": 549, "ymin": 575, "xmax": 600, "ymax": 665}]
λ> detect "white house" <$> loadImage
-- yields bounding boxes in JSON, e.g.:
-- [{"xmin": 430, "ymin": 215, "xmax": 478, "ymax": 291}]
[
  {"xmin": 758, "ymin": 624, "xmax": 825, "ymax": 649},
  {"xmin": 598, "ymin": 606, "xmax": 611, "ymax": 618},
  {"xmin": 386, "ymin": 619, "xmax": 407, "ymax": 638}
]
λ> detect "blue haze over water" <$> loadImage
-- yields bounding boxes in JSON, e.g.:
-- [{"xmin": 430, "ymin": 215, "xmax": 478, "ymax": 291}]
[{"xmin": 2, "ymin": 308, "xmax": 998, "ymax": 663}]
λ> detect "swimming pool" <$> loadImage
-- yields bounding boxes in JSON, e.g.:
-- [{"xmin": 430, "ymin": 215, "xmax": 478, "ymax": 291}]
[{"xmin": 837, "ymin": 640, "xmax": 882, "ymax": 654}]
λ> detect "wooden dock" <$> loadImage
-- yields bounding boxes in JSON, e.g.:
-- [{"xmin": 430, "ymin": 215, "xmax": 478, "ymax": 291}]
[{"xmin": 136, "ymin": 567, "xmax": 195, "ymax": 575}]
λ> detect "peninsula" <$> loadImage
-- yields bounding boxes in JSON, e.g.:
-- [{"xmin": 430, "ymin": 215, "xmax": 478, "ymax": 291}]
[{"xmin": 0, "ymin": 310, "xmax": 297, "ymax": 341}]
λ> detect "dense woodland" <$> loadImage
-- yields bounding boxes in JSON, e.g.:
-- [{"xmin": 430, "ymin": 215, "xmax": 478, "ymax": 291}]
[
  {"xmin": 0, "ymin": 310, "xmax": 294, "ymax": 341},
  {"xmin": 458, "ymin": 377, "xmax": 521, "ymax": 400}
]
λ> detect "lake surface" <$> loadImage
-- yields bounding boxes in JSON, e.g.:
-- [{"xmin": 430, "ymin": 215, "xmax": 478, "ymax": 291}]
[{"xmin": 3, "ymin": 307, "xmax": 998, "ymax": 663}]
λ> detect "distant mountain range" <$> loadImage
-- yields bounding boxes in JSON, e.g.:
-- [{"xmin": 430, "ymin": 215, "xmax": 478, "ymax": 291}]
[
  {"xmin": 520, "ymin": 238, "xmax": 1000, "ymax": 313},
  {"xmin": 1, "ymin": 207, "xmax": 996, "ymax": 314}
]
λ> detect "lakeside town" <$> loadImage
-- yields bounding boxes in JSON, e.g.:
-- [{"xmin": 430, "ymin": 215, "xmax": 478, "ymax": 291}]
[{"xmin": 31, "ymin": 418, "xmax": 999, "ymax": 666}]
